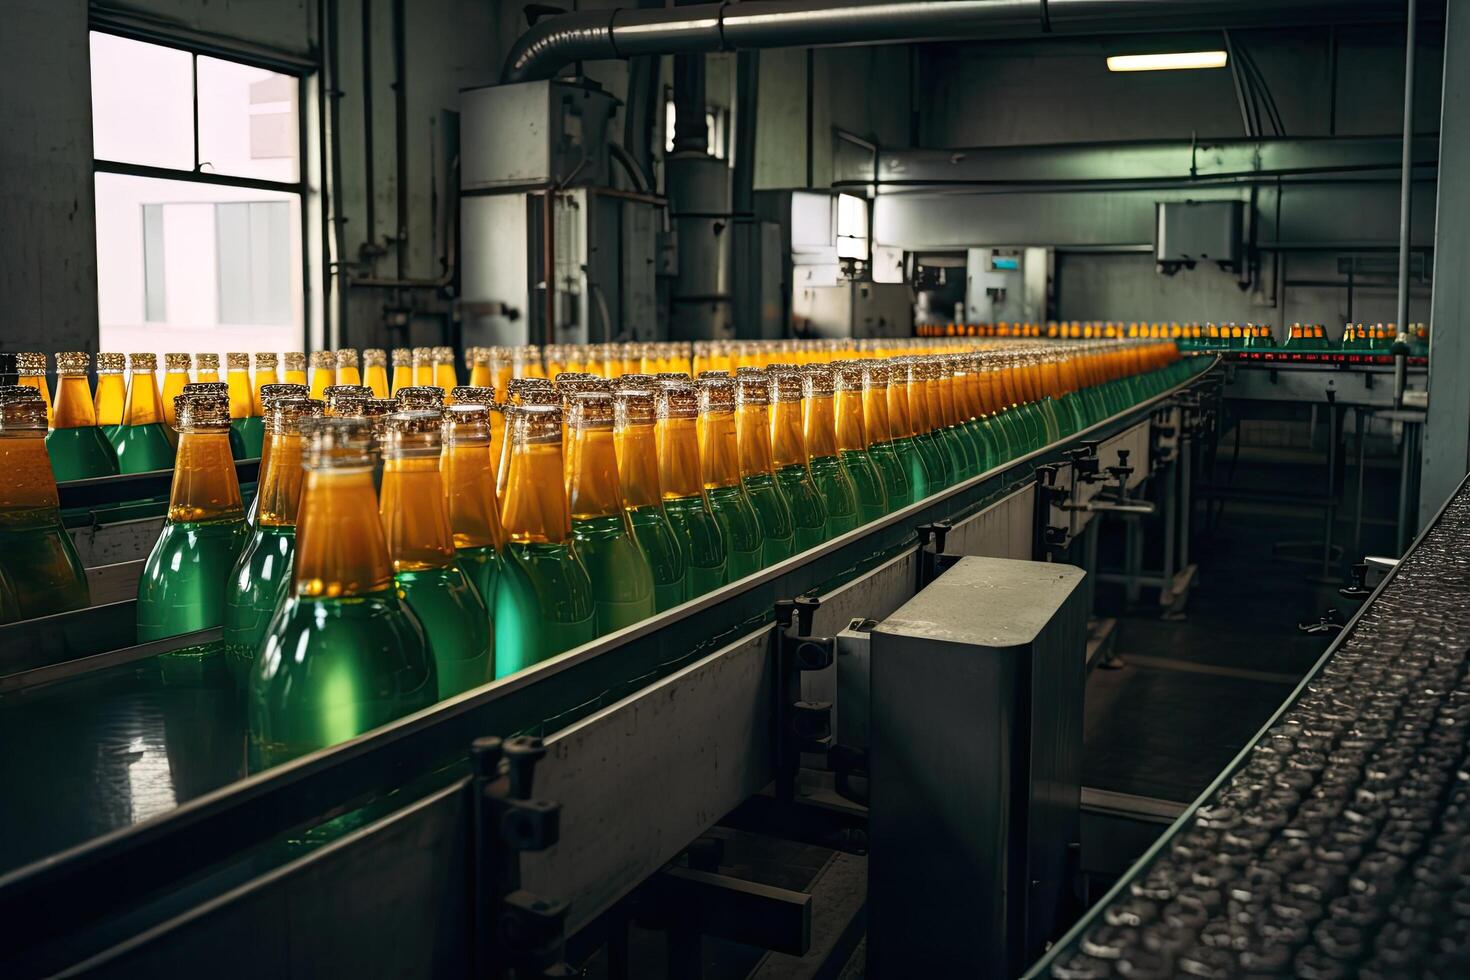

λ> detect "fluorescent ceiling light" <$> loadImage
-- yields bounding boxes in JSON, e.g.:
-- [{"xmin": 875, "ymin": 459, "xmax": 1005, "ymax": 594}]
[{"xmin": 1107, "ymin": 51, "xmax": 1228, "ymax": 72}]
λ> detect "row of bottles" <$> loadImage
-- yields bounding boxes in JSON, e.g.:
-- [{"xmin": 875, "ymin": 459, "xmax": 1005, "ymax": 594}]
[{"xmin": 913, "ymin": 320, "xmax": 1433, "ymax": 357}]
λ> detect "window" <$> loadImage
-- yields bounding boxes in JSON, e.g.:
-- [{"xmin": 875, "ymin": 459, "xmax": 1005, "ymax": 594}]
[{"xmin": 92, "ymin": 32, "xmax": 306, "ymax": 361}]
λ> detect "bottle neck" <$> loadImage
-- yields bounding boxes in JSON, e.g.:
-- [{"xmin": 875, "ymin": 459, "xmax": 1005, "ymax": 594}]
[
  {"xmin": 698, "ymin": 410, "xmax": 740, "ymax": 489},
  {"xmin": 309, "ymin": 367, "xmax": 335, "ymax": 399},
  {"xmin": 887, "ymin": 381, "xmax": 913, "ymax": 438},
  {"xmin": 734, "ymin": 404, "xmax": 775, "ymax": 480},
  {"xmin": 94, "ymin": 373, "xmax": 127, "ymax": 427},
  {"xmin": 442, "ymin": 440, "xmax": 503, "ymax": 548},
  {"xmin": 863, "ymin": 386, "xmax": 892, "ymax": 443},
  {"xmin": 251, "ymin": 369, "xmax": 280, "ymax": 415},
  {"xmin": 656, "ymin": 416, "xmax": 702, "ymax": 498},
  {"xmin": 907, "ymin": 381, "xmax": 933, "ymax": 434},
  {"xmin": 294, "ymin": 467, "xmax": 394, "ymax": 597},
  {"xmin": 284, "ymin": 369, "xmax": 308, "ymax": 386},
  {"xmin": 568, "ymin": 426, "xmax": 623, "ymax": 519},
  {"xmin": 835, "ymin": 390, "xmax": 867, "ymax": 452},
  {"xmin": 0, "ymin": 434, "xmax": 62, "ymax": 529},
  {"xmin": 769, "ymin": 400, "xmax": 807, "ymax": 468},
  {"xmin": 197, "ymin": 369, "xmax": 220, "ymax": 383},
  {"xmin": 803, "ymin": 394, "xmax": 840, "ymax": 459},
  {"xmin": 501, "ymin": 438, "xmax": 571, "ymax": 544},
  {"xmin": 227, "ymin": 370, "xmax": 254, "ymax": 419},
  {"xmin": 168, "ymin": 429, "xmax": 244, "ymax": 523},
  {"xmin": 257, "ymin": 430, "xmax": 305, "ymax": 527},
  {"xmin": 53, "ymin": 375, "xmax": 98, "ymax": 429},
  {"xmin": 936, "ymin": 376, "xmax": 957, "ymax": 427},
  {"xmin": 337, "ymin": 366, "xmax": 362, "ymax": 386},
  {"xmin": 380, "ymin": 454, "xmax": 457, "ymax": 571},
  {"xmin": 391, "ymin": 365, "xmax": 413, "ymax": 393},
  {"xmin": 615, "ymin": 422, "xmax": 662, "ymax": 509},
  {"xmin": 125, "ymin": 371, "xmax": 164, "ymax": 425}
]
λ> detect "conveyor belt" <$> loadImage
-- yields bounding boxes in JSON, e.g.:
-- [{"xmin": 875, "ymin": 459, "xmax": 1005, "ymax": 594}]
[{"xmin": 1031, "ymin": 471, "xmax": 1470, "ymax": 979}]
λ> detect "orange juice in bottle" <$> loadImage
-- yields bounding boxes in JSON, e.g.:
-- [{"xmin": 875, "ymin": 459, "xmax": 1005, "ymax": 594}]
[{"xmin": 47, "ymin": 351, "xmax": 120, "ymax": 481}]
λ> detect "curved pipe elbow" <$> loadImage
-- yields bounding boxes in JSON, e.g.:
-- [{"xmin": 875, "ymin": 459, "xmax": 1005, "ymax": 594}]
[{"xmin": 500, "ymin": 9, "xmax": 620, "ymax": 84}]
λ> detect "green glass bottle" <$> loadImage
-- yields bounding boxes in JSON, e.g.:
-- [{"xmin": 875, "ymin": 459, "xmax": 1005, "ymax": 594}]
[
  {"xmin": 733, "ymin": 370, "xmax": 797, "ymax": 564},
  {"xmin": 245, "ymin": 383, "xmax": 311, "ymax": 526},
  {"xmin": 93, "ymin": 351, "xmax": 128, "ymax": 442},
  {"xmin": 832, "ymin": 362, "xmax": 887, "ymax": 525},
  {"xmin": 225, "ymin": 352, "xmax": 265, "ymax": 458},
  {"xmin": 114, "ymin": 353, "xmax": 177, "ymax": 474},
  {"xmin": 613, "ymin": 389, "xmax": 689, "ymax": 611},
  {"xmin": 0, "ymin": 387, "xmax": 89, "ymax": 619},
  {"xmin": 249, "ymin": 418, "xmax": 437, "ymax": 770},
  {"xmin": 46, "ymin": 352, "xmax": 120, "ymax": 481},
  {"xmin": 441, "ymin": 399, "xmax": 505, "ymax": 612},
  {"xmin": 137, "ymin": 390, "xmax": 249, "ymax": 643},
  {"xmin": 697, "ymin": 376, "xmax": 764, "ymax": 580},
  {"xmin": 656, "ymin": 381, "xmax": 727, "ymax": 595},
  {"xmin": 494, "ymin": 404, "xmax": 598, "ymax": 675},
  {"xmin": 380, "ymin": 410, "xmax": 493, "ymax": 699},
  {"xmin": 858, "ymin": 361, "xmax": 911, "ymax": 511},
  {"xmin": 934, "ymin": 356, "xmax": 979, "ymax": 479},
  {"xmin": 883, "ymin": 363, "xmax": 931, "ymax": 504},
  {"xmin": 566, "ymin": 392, "xmax": 657, "ymax": 634},
  {"xmin": 224, "ymin": 396, "xmax": 322, "ymax": 687},
  {"xmin": 767, "ymin": 366, "xmax": 828, "ymax": 551},
  {"xmin": 902, "ymin": 358, "xmax": 952, "ymax": 489}
]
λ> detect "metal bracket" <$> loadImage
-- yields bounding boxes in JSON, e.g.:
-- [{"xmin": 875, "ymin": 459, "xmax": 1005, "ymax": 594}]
[
  {"xmin": 472, "ymin": 736, "xmax": 572, "ymax": 979},
  {"xmin": 1033, "ymin": 465, "xmax": 1070, "ymax": 558},
  {"xmin": 774, "ymin": 596, "xmax": 835, "ymax": 802},
  {"xmin": 1339, "ymin": 562, "xmax": 1373, "ymax": 601},
  {"xmin": 916, "ymin": 520, "xmax": 958, "ymax": 589}
]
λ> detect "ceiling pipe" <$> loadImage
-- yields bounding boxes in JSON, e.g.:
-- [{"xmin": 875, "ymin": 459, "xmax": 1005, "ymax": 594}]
[{"xmin": 501, "ymin": 0, "xmax": 1419, "ymax": 85}]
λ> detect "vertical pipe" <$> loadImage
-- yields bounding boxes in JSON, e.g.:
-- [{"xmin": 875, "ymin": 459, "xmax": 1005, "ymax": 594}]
[
  {"xmin": 542, "ymin": 190, "xmax": 556, "ymax": 347},
  {"xmin": 392, "ymin": 0, "xmax": 408, "ymax": 280},
  {"xmin": 804, "ymin": 48, "xmax": 815, "ymax": 187},
  {"xmin": 732, "ymin": 50, "xmax": 759, "ymax": 215},
  {"xmin": 672, "ymin": 53, "xmax": 708, "ymax": 154},
  {"xmin": 1393, "ymin": 0, "xmax": 1418, "ymax": 410},
  {"xmin": 361, "ymin": 0, "xmax": 376, "ymax": 257}
]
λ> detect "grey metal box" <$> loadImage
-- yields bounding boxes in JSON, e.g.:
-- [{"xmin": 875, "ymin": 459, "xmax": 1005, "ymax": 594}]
[
  {"xmin": 868, "ymin": 557, "xmax": 1086, "ymax": 977},
  {"xmin": 1155, "ymin": 199, "xmax": 1243, "ymax": 269},
  {"xmin": 461, "ymin": 80, "xmax": 617, "ymax": 190},
  {"xmin": 791, "ymin": 281, "xmax": 913, "ymax": 339}
]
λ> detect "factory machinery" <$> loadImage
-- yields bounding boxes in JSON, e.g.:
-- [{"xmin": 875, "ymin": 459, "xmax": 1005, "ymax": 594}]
[{"xmin": 0, "ymin": 340, "xmax": 1218, "ymax": 977}]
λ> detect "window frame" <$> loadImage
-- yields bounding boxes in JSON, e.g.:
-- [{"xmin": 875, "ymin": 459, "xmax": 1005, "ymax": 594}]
[{"xmin": 89, "ymin": 26, "xmax": 313, "ymax": 350}]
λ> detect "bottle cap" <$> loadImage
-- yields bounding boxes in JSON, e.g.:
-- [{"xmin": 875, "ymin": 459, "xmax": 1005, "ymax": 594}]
[
  {"xmin": 614, "ymin": 373, "xmax": 655, "ymax": 390},
  {"xmin": 283, "ymin": 351, "xmax": 307, "ymax": 371},
  {"xmin": 324, "ymin": 385, "xmax": 371, "ymax": 416},
  {"xmin": 310, "ymin": 350, "xmax": 335, "ymax": 369},
  {"xmin": 129, "ymin": 353, "xmax": 159, "ymax": 371},
  {"xmin": 383, "ymin": 410, "xmax": 444, "ymax": 456},
  {"xmin": 508, "ymin": 377, "xmax": 554, "ymax": 400},
  {"xmin": 450, "ymin": 385, "xmax": 497, "ymax": 406},
  {"xmin": 697, "ymin": 375, "xmax": 735, "ymax": 413},
  {"xmin": 412, "ymin": 346, "xmax": 433, "ymax": 364},
  {"xmin": 567, "ymin": 391, "xmax": 614, "ymax": 428},
  {"xmin": 196, "ymin": 352, "xmax": 220, "ymax": 370},
  {"xmin": 54, "ymin": 351, "xmax": 89, "ymax": 375},
  {"xmin": 0, "ymin": 391, "xmax": 47, "ymax": 432},
  {"xmin": 226, "ymin": 352, "xmax": 250, "ymax": 370},
  {"xmin": 260, "ymin": 383, "xmax": 310, "ymax": 406},
  {"xmin": 391, "ymin": 347, "xmax": 412, "ymax": 366},
  {"xmin": 767, "ymin": 368, "xmax": 803, "ymax": 403},
  {"xmin": 508, "ymin": 402, "xmax": 562, "ymax": 443},
  {"xmin": 444, "ymin": 403, "xmax": 490, "ymax": 429},
  {"xmin": 336, "ymin": 348, "xmax": 359, "ymax": 368},
  {"xmin": 266, "ymin": 397, "xmax": 325, "ymax": 433},
  {"xmin": 14, "ymin": 352, "xmax": 45, "ymax": 374},
  {"xmin": 164, "ymin": 352, "xmax": 191, "ymax": 371},
  {"xmin": 305, "ymin": 417, "xmax": 376, "ymax": 470},
  {"xmin": 254, "ymin": 352, "xmax": 279, "ymax": 369},
  {"xmin": 734, "ymin": 371, "xmax": 769, "ymax": 407},
  {"xmin": 515, "ymin": 386, "xmax": 560, "ymax": 407},
  {"xmin": 655, "ymin": 382, "xmax": 698, "ymax": 420},
  {"xmin": 182, "ymin": 382, "xmax": 229, "ymax": 397},
  {"xmin": 363, "ymin": 348, "xmax": 387, "ymax": 367},
  {"xmin": 466, "ymin": 346, "xmax": 489, "ymax": 367},
  {"xmin": 613, "ymin": 389, "xmax": 656, "ymax": 427},
  {"xmin": 800, "ymin": 364, "xmax": 836, "ymax": 397},
  {"xmin": 96, "ymin": 352, "xmax": 126, "ymax": 373},
  {"xmin": 432, "ymin": 346, "xmax": 454, "ymax": 365},
  {"xmin": 655, "ymin": 372, "xmax": 692, "ymax": 385},
  {"xmin": 361, "ymin": 397, "xmax": 399, "ymax": 419},
  {"xmin": 175, "ymin": 391, "xmax": 232, "ymax": 430},
  {"xmin": 396, "ymin": 385, "xmax": 445, "ymax": 410}
]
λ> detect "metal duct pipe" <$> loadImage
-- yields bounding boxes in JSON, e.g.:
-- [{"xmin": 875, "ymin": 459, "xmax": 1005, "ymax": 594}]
[{"xmin": 502, "ymin": 0, "xmax": 1413, "ymax": 84}]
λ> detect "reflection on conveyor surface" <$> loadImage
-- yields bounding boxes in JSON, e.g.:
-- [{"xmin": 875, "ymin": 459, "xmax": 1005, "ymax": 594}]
[{"xmin": 1039, "ymin": 478, "xmax": 1470, "ymax": 979}]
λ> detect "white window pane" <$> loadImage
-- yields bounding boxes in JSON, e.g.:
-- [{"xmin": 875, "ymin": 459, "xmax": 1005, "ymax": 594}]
[
  {"xmin": 90, "ymin": 33, "xmax": 194, "ymax": 169},
  {"xmin": 197, "ymin": 56, "xmax": 299, "ymax": 182},
  {"xmin": 96, "ymin": 173, "xmax": 303, "ymax": 362}
]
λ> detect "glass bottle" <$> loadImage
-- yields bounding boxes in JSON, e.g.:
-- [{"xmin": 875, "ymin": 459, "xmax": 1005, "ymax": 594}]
[
  {"xmin": 613, "ymin": 388, "xmax": 689, "ymax": 611},
  {"xmin": 324, "ymin": 384, "xmax": 372, "ymax": 418},
  {"xmin": 226, "ymin": 352, "xmax": 263, "ymax": 458},
  {"xmin": 251, "ymin": 353, "xmax": 280, "ymax": 416},
  {"xmin": 47, "ymin": 351, "xmax": 120, "ymax": 481},
  {"xmin": 336, "ymin": 348, "xmax": 362, "ymax": 386},
  {"xmin": 380, "ymin": 410, "xmax": 493, "ymax": 699},
  {"xmin": 566, "ymin": 392, "xmax": 657, "ymax": 634},
  {"xmin": 900, "ymin": 357, "xmax": 952, "ymax": 490},
  {"xmin": 195, "ymin": 352, "xmax": 221, "ymax": 383},
  {"xmin": 14, "ymin": 352, "xmax": 52, "ymax": 425},
  {"xmin": 161, "ymin": 352, "xmax": 193, "ymax": 431},
  {"xmin": 467, "ymin": 347, "xmax": 492, "ymax": 389},
  {"xmin": 656, "ymin": 381, "xmax": 728, "ymax": 595},
  {"xmin": 308, "ymin": 350, "xmax": 335, "ymax": 400},
  {"xmin": 282, "ymin": 351, "xmax": 308, "ymax": 386},
  {"xmin": 137, "ymin": 391, "xmax": 249, "ymax": 642},
  {"xmin": 801, "ymin": 365, "xmax": 860, "ymax": 538},
  {"xmin": 831, "ymin": 362, "xmax": 887, "ymax": 523},
  {"xmin": 767, "ymin": 366, "xmax": 829, "ymax": 551},
  {"xmin": 696, "ymin": 376, "xmax": 765, "ymax": 580},
  {"xmin": 363, "ymin": 348, "xmax": 389, "ymax": 398},
  {"xmin": 857, "ymin": 360, "xmax": 910, "ymax": 511},
  {"xmin": 733, "ymin": 369, "xmax": 796, "ymax": 565},
  {"xmin": 412, "ymin": 347, "xmax": 434, "ymax": 386},
  {"xmin": 494, "ymin": 404, "xmax": 597, "ymax": 674},
  {"xmin": 968, "ymin": 352, "xmax": 1012, "ymax": 467},
  {"xmin": 249, "ymin": 417, "xmax": 437, "ymax": 770},
  {"xmin": 0, "ymin": 388, "xmax": 89, "ymax": 618},
  {"xmin": 924, "ymin": 356, "xmax": 970, "ymax": 480},
  {"xmin": 115, "ymin": 353, "xmax": 177, "ymax": 474},
  {"xmin": 441, "ymin": 403, "xmax": 505, "ymax": 611},
  {"xmin": 883, "ymin": 358, "xmax": 931, "ymax": 504},
  {"xmin": 940, "ymin": 355, "xmax": 985, "ymax": 476},
  {"xmin": 390, "ymin": 348, "xmax": 413, "ymax": 394},
  {"xmin": 451, "ymin": 385, "xmax": 501, "ymax": 482},
  {"xmin": 433, "ymin": 346, "xmax": 459, "ymax": 396},
  {"xmin": 94, "ymin": 351, "xmax": 127, "ymax": 442},
  {"xmin": 223, "ymin": 396, "xmax": 323, "ymax": 686}
]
